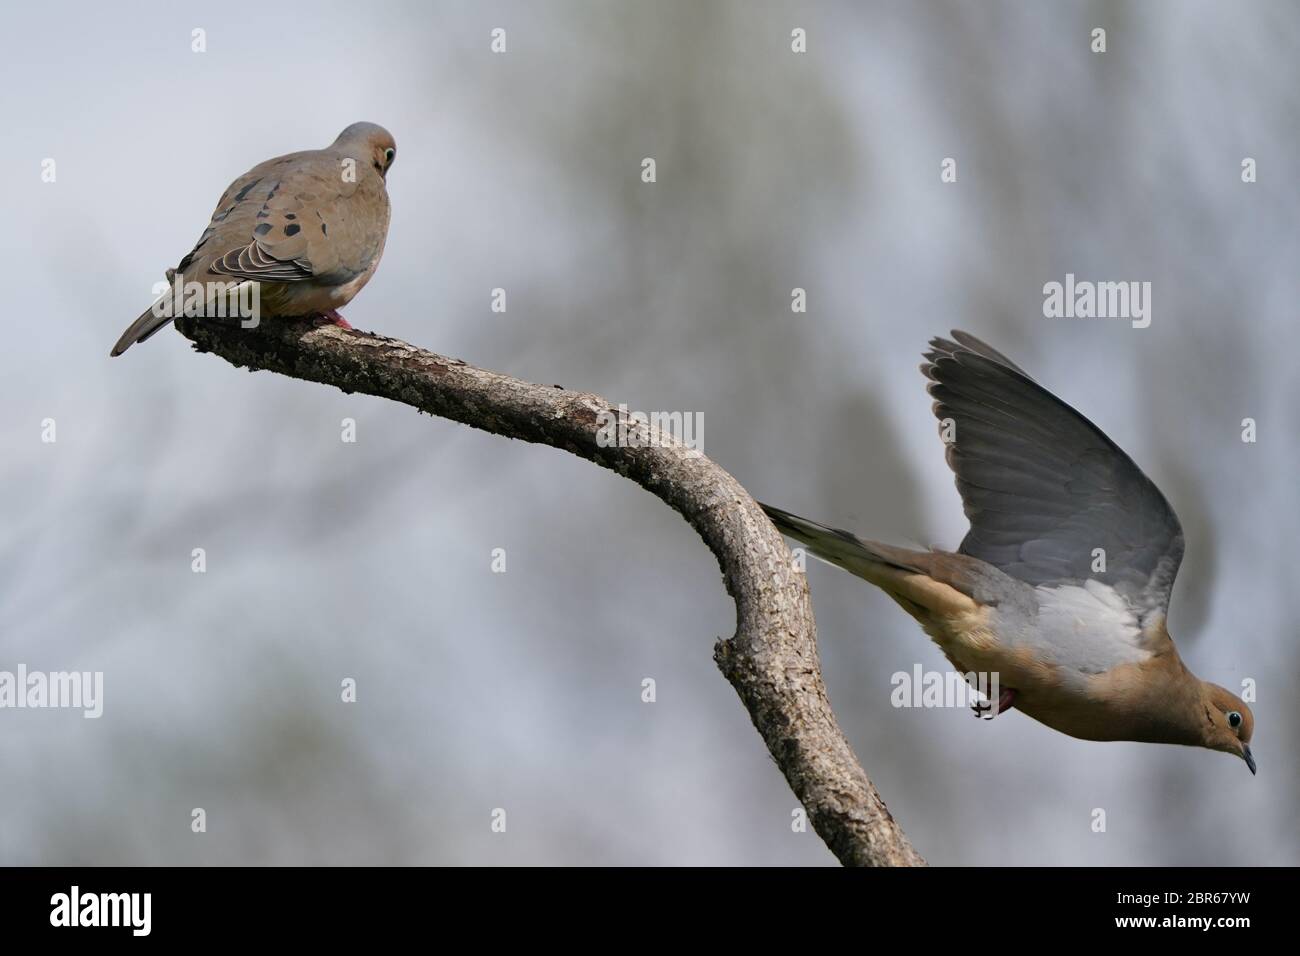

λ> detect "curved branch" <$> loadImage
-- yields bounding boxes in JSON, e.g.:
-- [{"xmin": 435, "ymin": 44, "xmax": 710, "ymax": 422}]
[{"xmin": 173, "ymin": 315, "xmax": 925, "ymax": 866}]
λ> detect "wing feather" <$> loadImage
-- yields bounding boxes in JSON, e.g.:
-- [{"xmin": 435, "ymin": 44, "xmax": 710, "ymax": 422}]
[{"xmin": 925, "ymin": 331, "xmax": 1184, "ymax": 624}]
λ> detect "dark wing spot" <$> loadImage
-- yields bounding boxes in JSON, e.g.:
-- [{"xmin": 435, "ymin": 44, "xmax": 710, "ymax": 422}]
[
  {"xmin": 284, "ymin": 223, "xmax": 301, "ymax": 236},
  {"xmin": 233, "ymin": 178, "xmax": 262, "ymax": 202},
  {"xmin": 254, "ymin": 223, "xmax": 272, "ymax": 236},
  {"xmin": 320, "ymin": 222, "xmax": 328, "ymax": 236},
  {"xmin": 284, "ymin": 213, "xmax": 296, "ymax": 220},
  {"xmin": 265, "ymin": 181, "xmax": 280, "ymax": 200}
]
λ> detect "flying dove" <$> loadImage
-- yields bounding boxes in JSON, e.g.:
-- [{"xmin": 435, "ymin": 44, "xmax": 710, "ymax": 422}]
[
  {"xmin": 762, "ymin": 331, "xmax": 1256, "ymax": 773},
  {"xmin": 110, "ymin": 122, "xmax": 395, "ymax": 357}
]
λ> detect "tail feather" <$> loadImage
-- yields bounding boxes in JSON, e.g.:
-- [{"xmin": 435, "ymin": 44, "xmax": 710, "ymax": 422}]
[
  {"xmin": 110, "ymin": 299, "xmax": 175, "ymax": 357},
  {"xmin": 759, "ymin": 501, "xmax": 987, "ymax": 619},
  {"xmin": 759, "ymin": 502, "xmax": 916, "ymax": 582}
]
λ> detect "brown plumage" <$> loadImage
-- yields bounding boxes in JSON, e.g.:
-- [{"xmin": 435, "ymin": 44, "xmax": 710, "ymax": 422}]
[
  {"xmin": 111, "ymin": 122, "xmax": 395, "ymax": 357},
  {"xmin": 762, "ymin": 332, "xmax": 1256, "ymax": 774}
]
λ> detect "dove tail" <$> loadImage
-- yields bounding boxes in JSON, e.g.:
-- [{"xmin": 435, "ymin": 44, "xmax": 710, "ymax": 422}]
[
  {"xmin": 760, "ymin": 503, "xmax": 906, "ymax": 582},
  {"xmin": 759, "ymin": 501, "xmax": 991, "ymax": 620},
  {"xmin": 110, "ymin": 300, "xmax": 175, "ymax": 357}
]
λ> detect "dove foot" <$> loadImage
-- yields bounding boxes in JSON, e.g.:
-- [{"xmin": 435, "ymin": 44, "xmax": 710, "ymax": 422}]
[
  {"xmin": 313, "ymin": 310, "xmax": 353, "ymax": 330},
  {"xmin": 972, "ymin": 687, "xmax": 1017, "ymax": 719}
]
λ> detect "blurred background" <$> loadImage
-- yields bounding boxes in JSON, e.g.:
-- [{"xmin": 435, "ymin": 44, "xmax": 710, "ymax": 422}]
[{"xmin": 1, "ymin": 0, "xmax": 1296, "ymax": 865}]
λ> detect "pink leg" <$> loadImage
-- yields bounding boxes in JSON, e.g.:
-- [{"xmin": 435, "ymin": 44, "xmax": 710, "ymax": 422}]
[
  {"xmin": 314, "ymin": 309, "xmax": 353, "ymax": 330},
  {"xmin": 972, "ymin": 687, "xmax": 1017, "ymax": 719}
]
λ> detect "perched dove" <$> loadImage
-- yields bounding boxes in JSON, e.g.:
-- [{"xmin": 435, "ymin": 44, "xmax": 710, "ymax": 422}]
[
  {"xmin": 110, "ymin": 122, "xmax": 395, "ymax": 357},
  {"xmin": 762, "ymin": 331, "xmax": 1256, "ymax": 773}
]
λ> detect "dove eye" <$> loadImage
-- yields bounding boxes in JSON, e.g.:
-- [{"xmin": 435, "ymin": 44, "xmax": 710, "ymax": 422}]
[
  {"xmin": 383, "ymin": 147, "xmax": 395, "ymax": 166},
  {"xmin": 1227, "ymin": 711, "xmax": 1242, "ymax": 729}
]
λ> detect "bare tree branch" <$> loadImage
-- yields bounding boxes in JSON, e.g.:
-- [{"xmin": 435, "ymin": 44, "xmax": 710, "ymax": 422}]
[{"xmin": 173, "ymin": 315, "xmax": 925, "ymax": 867}]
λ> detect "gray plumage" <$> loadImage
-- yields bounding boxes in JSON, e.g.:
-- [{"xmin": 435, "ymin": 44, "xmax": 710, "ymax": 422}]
[
  {"xmin": 760, "ymin": 332, "xmax": 1256, "ymax": 772},
  {"xmin": 761, "ymin": 331, "xmax": 1187, "ymax": 628},
  {"xmin": 923, "ymin": 330, "xmax": 1184, "ymax": 623}
]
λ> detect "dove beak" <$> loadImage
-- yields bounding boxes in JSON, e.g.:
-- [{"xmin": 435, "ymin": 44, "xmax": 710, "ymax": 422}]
[{"xmin": 1242, "ymin": 745, "xmax": 1256, "ymax": 775}]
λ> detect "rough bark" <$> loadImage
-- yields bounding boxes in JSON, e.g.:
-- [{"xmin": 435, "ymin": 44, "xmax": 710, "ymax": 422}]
[{"xmin": 173, "ymin": 315, "xmax": 925, "ymax": 867}]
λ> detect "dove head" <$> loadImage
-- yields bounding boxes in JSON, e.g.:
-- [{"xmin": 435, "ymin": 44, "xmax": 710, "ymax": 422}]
[
  {"xmin": 1199, "ymin": 682, "xmax": 1255, "ymax": 774},
  {"xmin": 332, "ymin": 122, "xmax": 396, "ymax": 179}
]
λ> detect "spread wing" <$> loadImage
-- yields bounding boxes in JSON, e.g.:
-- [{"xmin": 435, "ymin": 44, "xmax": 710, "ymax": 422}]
[{"xmin": 923, "ymin": 330, "xmax": 1185, "ymax": 625}]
